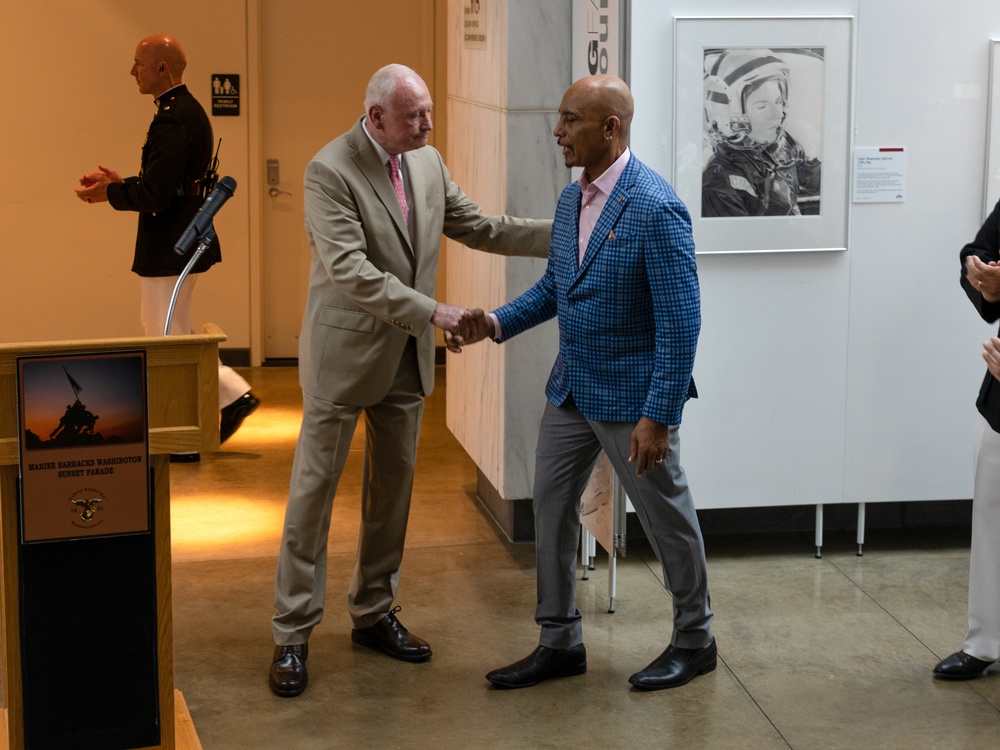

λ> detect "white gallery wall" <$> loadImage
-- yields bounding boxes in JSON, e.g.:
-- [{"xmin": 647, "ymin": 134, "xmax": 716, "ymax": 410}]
[{"xmin": 630, "ymin": 0, "xmax": 1000, "ymax": 508}]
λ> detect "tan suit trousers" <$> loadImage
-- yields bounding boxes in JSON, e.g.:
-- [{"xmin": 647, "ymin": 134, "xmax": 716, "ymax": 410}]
[{"xmin": 272, "ymin": 340, "xmax": 424, "ymax": 643}]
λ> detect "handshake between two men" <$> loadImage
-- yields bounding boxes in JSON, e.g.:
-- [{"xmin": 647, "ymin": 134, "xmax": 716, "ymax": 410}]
[{"xmin": 431, "ymin": 302, "xmax": 496, "ymax": 353}]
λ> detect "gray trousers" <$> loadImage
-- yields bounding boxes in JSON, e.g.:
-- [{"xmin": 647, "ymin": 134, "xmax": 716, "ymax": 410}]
[
  {"xmin": 533, "ymin": 400, "xmax": 714, "ymax": 651},
  {"xmin": 272, "ymin": 342, "xmax": 424, "ymax": 644},
  {"xmin": 964, "ymin": 413, "xmax": 1000, "ymax": 661}
]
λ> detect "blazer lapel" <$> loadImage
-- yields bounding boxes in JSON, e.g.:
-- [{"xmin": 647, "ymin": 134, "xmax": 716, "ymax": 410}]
[
  {"xmin": 573, "ymin": 166, "xmax": 633, "ymax": 285},
  {"xmin": 402, "ymin": 150, "xmax": 425, "ymax": 253},
  {"xmin": 350, "ymin": 122, "xmax": 414, "ymax": 253}
]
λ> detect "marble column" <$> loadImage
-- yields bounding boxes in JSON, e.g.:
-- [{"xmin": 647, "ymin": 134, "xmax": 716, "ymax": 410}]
[{"xmin": 444, "ymin": 0, "xmax": 571, "ymax": 540}]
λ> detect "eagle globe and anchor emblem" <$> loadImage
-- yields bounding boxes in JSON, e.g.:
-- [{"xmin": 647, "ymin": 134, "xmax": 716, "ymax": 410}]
[{"xmin": 69, "ymin": 489, "xmax": 105, "ymax": 526}]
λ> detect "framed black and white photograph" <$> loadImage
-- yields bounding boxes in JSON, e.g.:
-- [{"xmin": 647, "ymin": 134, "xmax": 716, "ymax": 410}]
[
  {"xmin": 673, "ymin": 15, "xmax": 855, "ymax": 253},
  {"xmin": 986, "ymin": 39, "xmax": 1000, "ymax": 220}
]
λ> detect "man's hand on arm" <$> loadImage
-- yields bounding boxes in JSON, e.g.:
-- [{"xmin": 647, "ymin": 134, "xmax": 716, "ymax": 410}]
[
  {"xmin": 628, "ymin": 417, "xmax": 671, "ymax": 477},
  {"xmin": 966, "ymin": 255, "xmax": 1000, "ymax": 303},
  {"xmin": 983, "ymin": 336, "xmax": 1000, "ymax": 380}
]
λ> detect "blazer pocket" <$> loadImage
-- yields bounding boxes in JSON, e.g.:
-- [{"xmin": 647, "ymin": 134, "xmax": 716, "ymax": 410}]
[
  {"xmin": 318, "ymin": 305, "xmax": 376, "ymax": 333},
  {"xmin": 601, "ymin": 231, "xmax": 634, "ymax": 244}
]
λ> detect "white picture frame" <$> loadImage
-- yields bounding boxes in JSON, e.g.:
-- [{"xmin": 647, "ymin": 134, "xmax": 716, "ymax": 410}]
[
  {"xmin": 673, "ymin": 15, "xmax": 855, "ymax": 254},
  {"xmin": 985, "ymin": 39, "xmax": 1000, "ymax": 220}
]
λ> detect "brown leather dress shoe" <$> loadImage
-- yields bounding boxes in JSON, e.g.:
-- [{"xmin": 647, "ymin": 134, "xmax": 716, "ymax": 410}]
[
  {"xmin": 351, "ymin": 606, "xmax": 431, "ymax": 662},
  {"xmin": 269, "ymin": 643, "xmax": 308, "ymax": 697}
]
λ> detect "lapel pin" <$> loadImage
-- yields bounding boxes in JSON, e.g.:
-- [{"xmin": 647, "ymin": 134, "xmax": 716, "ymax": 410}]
[{"xmin": 608, "ymin": 231, "xmax": 616, "ymax": 239}]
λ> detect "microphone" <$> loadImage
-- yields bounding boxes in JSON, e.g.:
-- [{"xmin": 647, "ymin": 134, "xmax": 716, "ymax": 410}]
[{"xmin": 174, "ymin": 176, "xmax": 237, "ymax": 255}]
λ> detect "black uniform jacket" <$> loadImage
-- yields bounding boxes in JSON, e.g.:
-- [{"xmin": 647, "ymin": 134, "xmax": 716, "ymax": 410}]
[
  {"xmin": 108, "ymin": 84, "xmax": 221, "ymax": 276},
  {"xmin": 961, "ymin": 199, "xmax": 1000, "ymax": 432}
]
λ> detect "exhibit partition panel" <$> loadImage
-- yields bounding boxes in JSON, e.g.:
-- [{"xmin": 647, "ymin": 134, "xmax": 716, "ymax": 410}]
[
  {"xmin": 0, "ymin": 330, "xmax": 220, "ymax": 749},
  {"xmin": 629, "ymin": 0, "xmax": 999, "ymax": 513}
]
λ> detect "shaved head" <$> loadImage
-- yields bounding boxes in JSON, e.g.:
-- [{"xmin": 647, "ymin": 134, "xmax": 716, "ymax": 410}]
[
  {"xmin": 132, "ymin": 35, "xmax": 187, "ymax": 98},
  {"xmin": 553, "ymin": 74, "xmax": 634, "ymax": 179},
  {"xmin": 137, "ymin": 35, "xmax": 187, "ymax": 76},
  {"xmin": 568, "ymin": 74, "xmax": 634, "ymax": 140}
]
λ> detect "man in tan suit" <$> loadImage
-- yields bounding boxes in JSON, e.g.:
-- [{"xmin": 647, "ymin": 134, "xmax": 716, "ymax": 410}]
[{"xmin": 268, "ymin": 64, "xmax": 551, "ymax": 697}]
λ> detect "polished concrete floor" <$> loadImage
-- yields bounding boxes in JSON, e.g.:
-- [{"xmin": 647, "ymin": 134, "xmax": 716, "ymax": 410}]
[{"xmin": 168, "ymin": 366, "xmax": 1000, "ymax": 749}]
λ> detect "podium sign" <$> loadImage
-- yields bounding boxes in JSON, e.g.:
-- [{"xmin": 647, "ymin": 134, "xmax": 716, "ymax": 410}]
[
  {"xmin": 0, "ymin": 328, "xmax": 223, "ymax": 749},
  {"xmin": 17, "ymin": 351, "xmax": 150, "ymax": 542},
  {"xmin": 15, "ymin": 350, "xmax": 160, "ymax": 750}
]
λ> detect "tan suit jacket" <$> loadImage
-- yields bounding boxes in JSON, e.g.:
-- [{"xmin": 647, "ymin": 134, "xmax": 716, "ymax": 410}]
[
  {"xmin": 274, "ymin": 118, "xmax": 550, "ymax": 638},
  {"xmin": 300, "ymin": 117, "xmax": 551, "ymax": 405}
]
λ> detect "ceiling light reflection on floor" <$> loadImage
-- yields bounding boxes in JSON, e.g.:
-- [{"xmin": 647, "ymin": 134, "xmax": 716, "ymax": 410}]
[
  {"xmin": 223, "ymin": 407, "xmax": 303, "ymax": 445},
  {"xmin": 170, "ymin": 493, "xmax": 284, "ymax": 551}
]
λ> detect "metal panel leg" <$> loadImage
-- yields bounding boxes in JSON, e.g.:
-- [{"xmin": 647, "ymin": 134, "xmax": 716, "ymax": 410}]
[
  {"xmin": 581, "ymin": 526, "xmax": 591, "ymax": 580},
  {"xmin": 608, "ymin": 549, "xmax": 617, "ymax": 613},
  {"xmin": 815, "ymin": 503, "xmax": 823, "ymax": 559},
  {"xmin": 857, "ymin": 502, "xmax": 866, "ymax": 556}
]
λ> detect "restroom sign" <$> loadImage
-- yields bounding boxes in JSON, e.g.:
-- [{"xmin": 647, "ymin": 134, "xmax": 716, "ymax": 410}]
[{"xmin": 212, "ymin": 74, "xmax": 240, "ymax": 116}]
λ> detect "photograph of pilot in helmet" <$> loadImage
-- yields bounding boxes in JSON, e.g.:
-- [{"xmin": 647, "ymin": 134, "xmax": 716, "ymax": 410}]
[{"xmin": 701, "ymin": 47, "xmax": 823, "ymax": 218}]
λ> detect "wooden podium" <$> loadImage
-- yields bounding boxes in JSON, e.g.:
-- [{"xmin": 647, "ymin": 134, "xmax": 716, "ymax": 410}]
[{"xmin": 0, "ymin": 326, "xmax": 225, "ymax": 749}]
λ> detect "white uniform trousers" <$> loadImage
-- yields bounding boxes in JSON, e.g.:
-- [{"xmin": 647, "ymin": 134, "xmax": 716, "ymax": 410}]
[
  {"xmin": 139, "ymin": 275, "xmax": 251, "ymax": 408},
  {"xmin": 963, "ymin": 413, "xmax": 1000, "ymax": 661}
]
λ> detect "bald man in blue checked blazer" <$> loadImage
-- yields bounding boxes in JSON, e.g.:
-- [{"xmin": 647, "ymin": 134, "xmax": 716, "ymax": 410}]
[{"xmin": 474, "ymin": 75, "xmax": 715, "ymax": 692}]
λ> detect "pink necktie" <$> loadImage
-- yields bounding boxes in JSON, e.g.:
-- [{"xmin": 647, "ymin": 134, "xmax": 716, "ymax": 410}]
[{"xmin": 388, "ymin": 155, "xmax": 409, "ymax": 225}]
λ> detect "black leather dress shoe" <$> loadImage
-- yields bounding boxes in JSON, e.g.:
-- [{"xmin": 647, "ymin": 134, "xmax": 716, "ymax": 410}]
[
  {"xmin": 269, "ymin": 643, "xmax": 308, "ymax": 697},
  {"xmin": 351, "ymin": 606, "xmax": 431, "ymax": 662},
  {"xmin": 628, "ymin": 639, "xmax": 717, "ymax": 691},
  {"xmin": 169, "ymin": 452, "xmax": 200, "ymax": 463},
  {"xmin": 933, "ymin": 651, "xmax": 995, "ymax": 680},
  {"xmin": 485, "ymin": 644, "xmax": 587, "ymax": 689},
  {"xmin": 220, "ymin": 392, "xmax": 260, "ymax": 444}
]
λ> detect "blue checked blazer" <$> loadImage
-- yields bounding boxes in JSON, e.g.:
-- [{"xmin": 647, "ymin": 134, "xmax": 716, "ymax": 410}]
[{"xmin": 495, "ymin": 154, "xmax": 700, "ymax": 425}]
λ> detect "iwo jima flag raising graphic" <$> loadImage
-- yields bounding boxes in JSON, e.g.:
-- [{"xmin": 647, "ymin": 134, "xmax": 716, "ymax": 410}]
[{"xmin": 16, "ymin": 351, "xmax": 150, "ymax": 542}]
